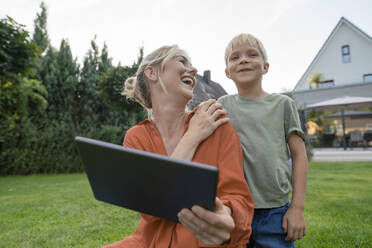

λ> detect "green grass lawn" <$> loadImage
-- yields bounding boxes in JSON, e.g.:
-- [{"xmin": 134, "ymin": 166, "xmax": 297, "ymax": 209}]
[
  {"xmin": 296, "ymin": 162, "xmax": 372, "ymax": 248},
  {"xmin": 1, "ymin": 162, "xmax": 371, "ymax": 248}
]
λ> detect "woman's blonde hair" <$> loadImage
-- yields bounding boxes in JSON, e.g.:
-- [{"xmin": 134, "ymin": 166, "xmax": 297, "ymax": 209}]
[
  {"xmin": 122, "ymin": 45, "xmax": 187, "ymax": 111},
  {"xmin": 224, "ymin": 33, "xmax": 268, "ymax": 65}
]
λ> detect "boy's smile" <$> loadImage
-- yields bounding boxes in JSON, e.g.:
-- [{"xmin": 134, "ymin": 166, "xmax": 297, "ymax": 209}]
[{"xmin": 225, "ymin": 43, "xmax": 269, "ymax": 86}]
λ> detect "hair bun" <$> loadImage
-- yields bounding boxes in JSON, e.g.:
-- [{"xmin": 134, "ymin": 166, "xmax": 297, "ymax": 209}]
[{"xmin": 122, "ymin": 76, "xmax": 137, "ymax": 98}]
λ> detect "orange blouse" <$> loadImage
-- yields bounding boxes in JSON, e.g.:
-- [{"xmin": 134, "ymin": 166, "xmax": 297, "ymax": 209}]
[{"xmin": 103, "ymin": 111, "xmax": 254, "ymax": 248}]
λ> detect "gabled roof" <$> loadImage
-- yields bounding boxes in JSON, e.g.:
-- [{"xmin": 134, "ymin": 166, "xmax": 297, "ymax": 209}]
[
  {"xmin": 293, "ymin": 17, "xmax": 372, "ymax": 91},
  {"xmin": 187, "ymin": 72, "xmax": 227, "ymax": 110}
]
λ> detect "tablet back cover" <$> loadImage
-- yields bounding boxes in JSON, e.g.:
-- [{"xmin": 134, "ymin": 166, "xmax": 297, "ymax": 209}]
[{"xmin": 75, "ymin": 136, "xmax": 218, "ymax": 222}]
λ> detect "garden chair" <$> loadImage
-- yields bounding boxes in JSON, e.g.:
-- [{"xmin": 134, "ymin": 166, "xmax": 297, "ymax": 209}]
[{"xmin": 349, "ymin": 131, "xmax": 366, "ymax": 149}]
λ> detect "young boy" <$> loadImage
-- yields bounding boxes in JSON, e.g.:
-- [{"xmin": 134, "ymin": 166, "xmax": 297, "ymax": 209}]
[{"xmin": 217, "ymin": 33, "xmax": 308, "ymax": 248}]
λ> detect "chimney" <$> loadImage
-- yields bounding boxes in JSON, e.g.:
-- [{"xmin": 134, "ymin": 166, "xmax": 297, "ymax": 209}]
[{"xmin": 203, "ymin": 70, "xmax": 211, "ymax": 84}]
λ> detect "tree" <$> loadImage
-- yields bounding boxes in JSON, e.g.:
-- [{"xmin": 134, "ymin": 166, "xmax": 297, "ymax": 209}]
[
  {"xmin": 0, "ymin": 16, "xmax": 47, "ymax": 175},
  {"xmin": 96, "ymin": 46, "xmax": 145, "ymax": 126},
  {"xmin": 32, "ymin": 2, "xmax": 49, "ymax": 53},
  {"xmin": 97, "ymin": 65, "xmax": 145, "ymax": 126},
  {"xmin": 35, "ymin": 38, "xmax": 79, "ymax": 122},
  {"xmin": 55, "ymin": 39, "xmax": 79, "ymax": 121},
  {"xmin": 99, "ymin": 43, "xmax": 113, "ymax": 73},
  {"xmin": 1, "ymin": 12, "xmax": 148, "ymax": 174},
  {"xmin": 76, "ymin": 38, "xmax": 117, "ymax": 126},
  {"xmin": 307, "ymin": 72, "xmax": 324, "ymax": 89},
  {"xmin": 37, "ymin": 46, "xmax": 59, "ymax": 119},
  {"xmin": 0, "ymin": 17, "xmax": 38, "ymax": 81},
  {"xmin": 0, "ymin": 16, "xmax": 45, "ymax": 119},
  {"xmin": 75, "ymin": 39, "xmax": 101, "ymax": 125}
]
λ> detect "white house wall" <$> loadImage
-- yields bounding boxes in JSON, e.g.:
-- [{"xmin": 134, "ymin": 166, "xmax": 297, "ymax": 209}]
[{"xmin": 295, "ymin": 22, "xmax": 372, "ymax": 91}]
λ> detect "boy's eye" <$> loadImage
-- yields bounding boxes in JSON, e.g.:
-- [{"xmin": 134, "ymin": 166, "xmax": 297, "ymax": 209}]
[
  {"xmin": 230, "ymin": 55, "xmax": 239, "ymax": 61},
  {"xmin": 249, "ymin": 53, "xmax": 258, "ymax": 57}
]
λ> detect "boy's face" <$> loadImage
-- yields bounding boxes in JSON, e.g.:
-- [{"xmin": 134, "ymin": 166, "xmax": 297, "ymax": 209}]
[{"xmin": 225, "ymin": 43, "xmax": 269, "ymax": 86}]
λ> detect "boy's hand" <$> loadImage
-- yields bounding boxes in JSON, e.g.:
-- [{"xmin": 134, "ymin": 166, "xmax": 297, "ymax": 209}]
[
  {"xmin": 188, "ymin": 99, "xmax": 228, "ymax": 143},
  {"xmin": 282, "ymin": 205, "xmax": 306, "ymax": 241},
  {"xmin": 178, "ymin": 197, "xmax": 234, "ymax": 245}
]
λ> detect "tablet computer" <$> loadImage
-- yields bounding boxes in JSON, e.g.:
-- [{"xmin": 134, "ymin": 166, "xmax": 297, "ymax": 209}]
[{"xmin": 75, "ymin": 136, "xmax": 219, "ymax": 222}]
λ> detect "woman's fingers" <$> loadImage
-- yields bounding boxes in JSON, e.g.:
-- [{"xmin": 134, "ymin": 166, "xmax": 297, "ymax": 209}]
[
  {"xmin": 178, "ymin": 208, "xmax": 219, "ymax": 245},
  {"xmin": 198, "ymin": 99, "xmax": 216, "ymax": 112},
  {"xmin": 211, "ymin": 109, "xmax": 227, "ymax": 121},
  {"xmin": 178, "ymin": 209, "xmax": 201, "ymax": 234},
  {"xmin": 196, "ymin": 100, "xmax": 227, "ymax": 121},
  {"xmin": 178, "ymin": 205, "xmax": 233, "ymax": 245},
  {"xmin": 206, "ymin": 102, "xmax": 223, "ymax": 115},
  {"xmin": 188, "ymin": 100, "xmax": 229, "ymax": 144}
]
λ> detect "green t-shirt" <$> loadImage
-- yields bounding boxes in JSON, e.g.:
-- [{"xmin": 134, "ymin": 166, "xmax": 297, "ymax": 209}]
[{"xmin": 218, "ymin": 93, "xmax": 304, "ymax": 208}]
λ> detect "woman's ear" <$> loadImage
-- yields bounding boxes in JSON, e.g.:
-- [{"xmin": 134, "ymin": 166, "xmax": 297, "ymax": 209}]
[{"xmin": 144, "ymin": 66, "xmax": 158, "ymax": 82}]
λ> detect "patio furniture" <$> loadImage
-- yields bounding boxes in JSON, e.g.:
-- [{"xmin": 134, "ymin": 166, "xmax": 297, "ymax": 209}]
[
  {"xmin": 349, "ymin": 131, "xmax": 366, "ymax": 148},
  {"xmin": 306, "ymin": 96, "xmax": 372, "ymax": 150}
]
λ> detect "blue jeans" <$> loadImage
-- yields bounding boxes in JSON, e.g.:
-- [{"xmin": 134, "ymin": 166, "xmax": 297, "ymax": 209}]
[{"xmin": 247, "ymin": 203, "xmax": 295, "ymax": 248}]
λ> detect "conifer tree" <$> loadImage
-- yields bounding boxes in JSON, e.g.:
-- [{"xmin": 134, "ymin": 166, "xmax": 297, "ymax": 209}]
[
  {"xmin": 32, "ymin": 2, "xmax": 49, "ymax": 53},
  {"xmin": 97, "ymin": 46, "xmax": 145, "ymax": 126},
  {"xmin": 76, "ymin": 38, "xmax": 101, "ymax": 125},
  {"xmin": 55, "ymin": 39, "xmax": 79, "ymax": 121},
  {"xmin": 32, "ymin": 1, "xmax": 53, "ymax": 122},
  {"xmin": 38, "ymin": 47, "xmax": 59, "ymax": 120},
  {"xmin": 99, "ymin": 43, "xmax": 113, "ymax": 73}
]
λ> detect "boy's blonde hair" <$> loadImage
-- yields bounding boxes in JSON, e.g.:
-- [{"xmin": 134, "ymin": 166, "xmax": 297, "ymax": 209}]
[
  {"xmin": 224, "ymin": 33, "xmax": 268, "ymax": 65},
  {"xmin": 123, "ymin": 45, "xmax": 189, "ymax": 112}
]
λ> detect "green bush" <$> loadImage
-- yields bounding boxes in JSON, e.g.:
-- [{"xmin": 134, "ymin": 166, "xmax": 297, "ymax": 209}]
[
  {"xmin": 77, "ymin": 123, "xmax": 126, "ymax": 146},
  {"xmin": 0, "ymin": 118, "xmax": 130, "ymax": 175}
]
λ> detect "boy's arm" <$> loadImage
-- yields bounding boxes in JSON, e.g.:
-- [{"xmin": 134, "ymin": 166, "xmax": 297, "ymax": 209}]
[{"xmin": 283, "ymin": 132, "xmax": 308, "ymax": 242}]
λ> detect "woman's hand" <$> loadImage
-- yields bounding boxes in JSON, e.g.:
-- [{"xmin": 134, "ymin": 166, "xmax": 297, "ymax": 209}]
[
  {"xmin": 187, "ymin": 99, "xmax": 229, "ymax": 144},
  {"xmin": 170, "ymin": 99, "xmax": 228, "ymax": 161},
  {"xmin": 178, "ymin": 197, "xmax": 235, "ymax": 246}
]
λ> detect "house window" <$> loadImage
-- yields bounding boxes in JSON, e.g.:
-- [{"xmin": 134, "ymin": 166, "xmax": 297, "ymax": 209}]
[
  {"xmin": 318, "ymin": 80, "xmax": 335, "ymax": 88},
  {"xmin": 363, "ymin": 74, "xmax": 372, "ymax": 83},
  {"xmin": 342, "ymin": 45, "xmax": 351, "ymax": 63}
]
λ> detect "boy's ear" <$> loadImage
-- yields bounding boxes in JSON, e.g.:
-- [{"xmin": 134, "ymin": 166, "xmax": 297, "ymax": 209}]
[
  {"xmin": 225, "ymin": 68, "xmax": 231, "ymax": 79},
  {"xmin": 144, "ymin": 66, "xmax": 158, "ymax": 82},
  {"xmin": 263, "ymin": 62, "xmax": 270, "ymax": 75}
]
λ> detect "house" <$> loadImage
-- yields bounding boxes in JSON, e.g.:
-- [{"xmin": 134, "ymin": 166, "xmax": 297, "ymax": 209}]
[
  {"xmin": 293, "ymin": 17, "xmax": 372, "ymax": 107},
  {"xmin": 188, "ymin": 70, "xmax": 227, "ymax": 109},
  {"xmin": 292, "ymin": 17, "xmax": 372, "ymax": 146}
]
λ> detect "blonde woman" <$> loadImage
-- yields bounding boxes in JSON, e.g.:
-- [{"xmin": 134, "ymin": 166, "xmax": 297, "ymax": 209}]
[{"xmin": 104, "ymin": 45, "xmax": 254, "ymax": 248}]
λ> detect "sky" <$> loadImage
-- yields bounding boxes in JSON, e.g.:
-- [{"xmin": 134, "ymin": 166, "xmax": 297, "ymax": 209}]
[{"xmin": 1, "ymin": 0, "xmax": 372, "ymax": 94}]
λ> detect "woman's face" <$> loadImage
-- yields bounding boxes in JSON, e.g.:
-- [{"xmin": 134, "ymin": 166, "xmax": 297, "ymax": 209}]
[{"xmin": 159, "ymin": 52, "xmax": 197, "ymax": 101}]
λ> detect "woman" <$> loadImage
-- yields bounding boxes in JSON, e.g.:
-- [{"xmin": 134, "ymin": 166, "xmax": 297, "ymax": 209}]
[{"xmin": 104, "ymin": 45, "xmax": 254, "ymax": 248}]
